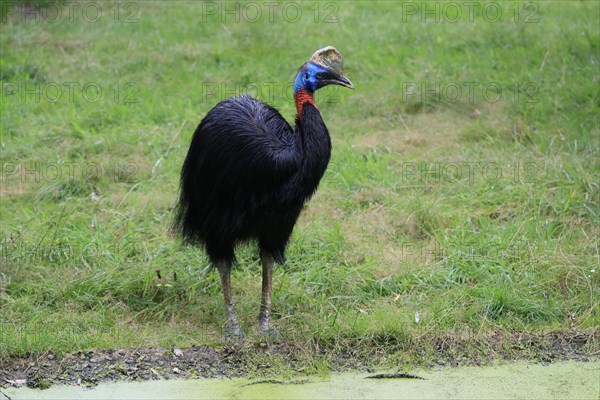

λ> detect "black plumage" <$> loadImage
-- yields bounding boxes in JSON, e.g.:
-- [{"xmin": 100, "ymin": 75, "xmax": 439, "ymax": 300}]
[
  {"xmin": 175, "ymin": 96, "xmax": 330, "ymax": 266},
  {"xmin": 173, "ymin": 47, "xmax": 353, "ymax": 338}
]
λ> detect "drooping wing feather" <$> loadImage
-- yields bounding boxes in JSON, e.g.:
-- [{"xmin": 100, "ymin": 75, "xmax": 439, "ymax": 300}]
[
  {"xmin": 190, "ymin": 95, "xmax": 300, "ymax": 188},
  {"xmin": 174, "ymin": 95, "xmax": 302, "ymax": 254}
]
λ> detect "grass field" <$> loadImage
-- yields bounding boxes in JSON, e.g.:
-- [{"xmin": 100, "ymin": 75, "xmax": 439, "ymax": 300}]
[{"xmin": 1, "ymin": 0, "xmax": 598, "ymax": 368}]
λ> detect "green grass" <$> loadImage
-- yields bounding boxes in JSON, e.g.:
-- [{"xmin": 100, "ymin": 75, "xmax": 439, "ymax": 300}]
[{"xmin": 1, "ymin": 0, "xmax": 598, "ymax": 364}]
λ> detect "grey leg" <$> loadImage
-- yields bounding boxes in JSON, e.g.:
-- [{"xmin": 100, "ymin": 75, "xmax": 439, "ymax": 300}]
[
  {"xmin": 258, "ymin": 250, "xmax": 278, "ymax": 336},
  {"xmin": 216, "ymin": 261, "xmax": 244, "ymax": 340}
]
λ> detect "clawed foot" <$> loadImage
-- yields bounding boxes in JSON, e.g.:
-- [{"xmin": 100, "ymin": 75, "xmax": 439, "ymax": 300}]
[
  {"xmin": 258, "ymin": 320, "xmax": 280, "ymax": 338},
  {"xmin": 223, "ymin": 321, "xmax": 280, "ymax": 340},
  {"xmin": 224, "ymin": 319, "xmax": 245, "ymax": 341}
]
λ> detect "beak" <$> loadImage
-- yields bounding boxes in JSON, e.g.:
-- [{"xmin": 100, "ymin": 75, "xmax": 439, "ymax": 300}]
[{"xmin": 333, "ymin": 75, "xmax": 354, "ymax": 89}]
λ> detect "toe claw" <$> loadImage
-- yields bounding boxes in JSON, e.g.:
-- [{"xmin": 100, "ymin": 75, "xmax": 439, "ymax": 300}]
[
  {"xmin": 225, "ymin": 320, "xmax": 245, "ymax": 341},
  {"xmin": 258, "ymin": 322, "xmax": 280, "ymax": 338}
]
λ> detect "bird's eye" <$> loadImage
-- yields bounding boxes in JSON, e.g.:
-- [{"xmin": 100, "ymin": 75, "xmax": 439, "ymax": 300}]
[
  {"xmin": 316, "ymin": 73, "xmax": 323, "ymax": 78},
  {"xmin": 305, "ymin": 73, "xmax": 309, "ymax": 79}
]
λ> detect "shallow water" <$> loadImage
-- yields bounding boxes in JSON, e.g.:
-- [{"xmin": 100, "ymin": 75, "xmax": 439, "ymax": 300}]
[{"xmin": 4, "ymin": 361, "xmax": 598, "ymax": 400}]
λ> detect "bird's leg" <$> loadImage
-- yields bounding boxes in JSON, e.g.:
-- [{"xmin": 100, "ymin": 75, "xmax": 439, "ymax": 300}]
[
  {"xmin": 258, "ymin": 249, "xmax": 278, "ymax": 336},
  {"xmin": 216, "ymin": 261, "xmax": 244, "ymax": 340}
]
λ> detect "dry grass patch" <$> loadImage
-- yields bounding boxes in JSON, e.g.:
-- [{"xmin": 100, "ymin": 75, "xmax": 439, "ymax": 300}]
[{"xmin": 353, "ymin": 110, "xmax": 468, "ymax": 153}]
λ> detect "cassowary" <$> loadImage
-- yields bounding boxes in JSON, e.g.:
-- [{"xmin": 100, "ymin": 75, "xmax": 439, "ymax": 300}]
[{"xmin": 174, "ymin": 46, "xmax": 353, "ymax": 339}]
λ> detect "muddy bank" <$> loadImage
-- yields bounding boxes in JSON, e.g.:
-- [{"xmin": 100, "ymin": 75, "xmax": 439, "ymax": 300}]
[
  {"xmin": 3, "ymin": 362, "xmax": 599, "ymax": 400},
  {"xmin": 1, "ymin": 330, "xmax": 597, "ymax": 389}
]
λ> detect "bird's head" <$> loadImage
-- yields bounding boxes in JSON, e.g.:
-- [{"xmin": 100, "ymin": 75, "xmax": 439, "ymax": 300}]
[{"xmin": 293, "ymin": 46, "xmax": 354, "ymax": 95}]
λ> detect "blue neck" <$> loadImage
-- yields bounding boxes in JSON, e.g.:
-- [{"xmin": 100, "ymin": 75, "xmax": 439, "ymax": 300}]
[
  {"xmin": 293, "ymin": 69, "xmax": 307, "ymax": 95},
  {"xmin": 294, "ymin": 62, "xmax": 324, "ymax": 94}
]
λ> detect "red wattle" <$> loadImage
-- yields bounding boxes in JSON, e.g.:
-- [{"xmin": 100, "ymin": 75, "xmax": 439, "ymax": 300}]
[{"xmin": 294, "ymin": 89, "xmax": 316, "ymax": 119}]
